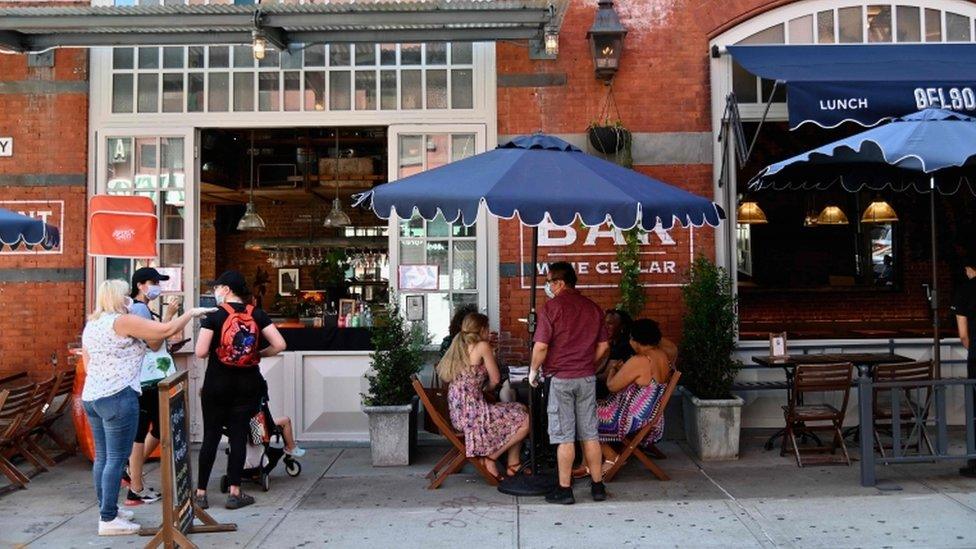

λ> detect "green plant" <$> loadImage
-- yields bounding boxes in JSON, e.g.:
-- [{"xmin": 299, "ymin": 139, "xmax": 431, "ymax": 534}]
[
  {"xmin": 678, "ymin": 256, "xmax": 742, "ymax": 399},
  {"xmin": 363, "ymin": 303, "xmax": 429, "ymax": 406},
  {"xmin": 312, "ymin": 249, "xmax": 350, "ymax": 289},
  {"xmin": 616, "ymin": 227, "xmax": 645, "ymax": 317}
]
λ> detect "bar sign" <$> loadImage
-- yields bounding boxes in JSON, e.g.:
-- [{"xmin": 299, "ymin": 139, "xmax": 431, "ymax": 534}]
[{"xmin": 0, "ymin": 137, "xmax": 11, "ymax": 157}]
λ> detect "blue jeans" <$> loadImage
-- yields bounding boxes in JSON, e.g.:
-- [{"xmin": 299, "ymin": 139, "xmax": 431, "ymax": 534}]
[{"xmin": 83, "ymin": 387, "xmax": 139, "ymax": 522}]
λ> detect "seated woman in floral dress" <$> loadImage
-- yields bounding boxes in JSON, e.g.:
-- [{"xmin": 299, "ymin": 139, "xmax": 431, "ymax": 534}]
[
  {"xmin": 595, "ymin": 319, "xmax": 674, "ymax": 471},
  {"xmin": 436, "ymin": 313, "xmax": 530, "ymax": 479}
]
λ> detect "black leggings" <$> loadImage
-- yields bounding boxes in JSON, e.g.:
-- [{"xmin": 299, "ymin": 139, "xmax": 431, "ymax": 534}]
[{"xmin": 197, "ymin": 366, "xmax": 263, "ymax": 491}]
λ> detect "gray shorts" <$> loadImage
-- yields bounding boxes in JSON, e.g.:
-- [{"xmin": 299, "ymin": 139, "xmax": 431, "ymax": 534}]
[{"xmin": 547, "ymin": 376, "xmax": 598, "ymax": 444}]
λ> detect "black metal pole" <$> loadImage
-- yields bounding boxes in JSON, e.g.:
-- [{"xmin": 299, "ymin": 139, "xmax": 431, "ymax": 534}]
[
  {"xmin": 528, "ymin": 225, "xmax": 539, "ymax": 473},
  {"xmin": 931, "ymin": 177, "xmax": 942, "ymax": 375}
]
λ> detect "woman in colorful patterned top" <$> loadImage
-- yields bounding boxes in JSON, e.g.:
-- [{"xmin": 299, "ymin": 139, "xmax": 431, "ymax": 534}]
[
  {"xmin": 595, "ymin": 319, "xmax": 675, "ymax": 472},
  {"xmin": 436, "ymin": 312, "xmax": 529, "ymax": 480}
]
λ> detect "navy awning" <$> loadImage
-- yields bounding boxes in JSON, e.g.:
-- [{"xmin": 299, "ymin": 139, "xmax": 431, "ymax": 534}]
[{"xmin": 727, "ymin": 44, "xmax": 976, "ymax": 128}]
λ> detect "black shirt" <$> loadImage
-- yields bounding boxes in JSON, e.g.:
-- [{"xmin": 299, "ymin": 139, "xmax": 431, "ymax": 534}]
[
  {"xmin": 200, "ymin": 302, "xmax": 273, "ymax": 370},
  {"xmin": 951, "ymin": 277, "xmax": 976, "ymax": 351}
]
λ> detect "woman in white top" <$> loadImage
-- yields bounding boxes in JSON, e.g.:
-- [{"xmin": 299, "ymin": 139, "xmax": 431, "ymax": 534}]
[{"xmin": 81, "ymin": 279, "xmax": 213, "ymax": 536}]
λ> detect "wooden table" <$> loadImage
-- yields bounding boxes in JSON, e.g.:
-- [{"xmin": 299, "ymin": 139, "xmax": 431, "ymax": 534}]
[{"xmin": 752, "ymin": 353, "xmax": 916, "ymax": 449}]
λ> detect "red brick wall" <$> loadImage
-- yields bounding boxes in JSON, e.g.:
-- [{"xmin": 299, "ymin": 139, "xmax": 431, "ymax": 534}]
[{"xmin": 0, "ymin": 45, "xmax": 89, "ymax": 379}]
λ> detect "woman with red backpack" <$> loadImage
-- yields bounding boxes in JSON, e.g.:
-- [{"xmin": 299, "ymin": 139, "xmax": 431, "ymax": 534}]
[{"xmin": 194, "ymin": 270, "xmax": 286, "ymax": 510}]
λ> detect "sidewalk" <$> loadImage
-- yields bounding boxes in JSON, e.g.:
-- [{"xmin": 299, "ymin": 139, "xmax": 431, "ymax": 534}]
[{"xmin": 2, "ymin": 431, "xmax": 976, "ymax": 548}]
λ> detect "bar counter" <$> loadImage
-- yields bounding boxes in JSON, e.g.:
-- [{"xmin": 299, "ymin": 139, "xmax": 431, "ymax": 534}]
[{"xmin": 276, "ymin": 326, "xmax": 373, "ymax": 352}]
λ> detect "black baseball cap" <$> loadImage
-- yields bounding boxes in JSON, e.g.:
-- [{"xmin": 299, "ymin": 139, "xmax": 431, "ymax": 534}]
[
  {"xmin": 131, "ymin": 267, "xmax": 170, "ymax": 298},
  {"xmin": 207, "ymin": 270, "xmax": 249, "ymax": 297}
]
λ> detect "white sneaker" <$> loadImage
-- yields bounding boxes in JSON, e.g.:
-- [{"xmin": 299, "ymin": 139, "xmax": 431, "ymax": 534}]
[
  {"xmin": 285, "ymin": 446, "xmax": 306, "ymax": 457},
  {"xmin": 98, "ymin": 516, "xmax": 140, "ymax": 536},
  {"xmin": 116, "ymin": 509, "xmax": 134, "ymax": 520}
]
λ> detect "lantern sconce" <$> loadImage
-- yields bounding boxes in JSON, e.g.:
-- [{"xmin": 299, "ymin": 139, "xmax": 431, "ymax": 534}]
[
  {"xmin": 587, "ymin": 0, "xmax": 627, "ymax": 83},
  {"xmin": 529, "ymin": 3, "xmax": 561, "ymax": 60}
]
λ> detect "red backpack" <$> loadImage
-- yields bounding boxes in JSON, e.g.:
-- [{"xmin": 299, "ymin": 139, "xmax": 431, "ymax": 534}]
[{"xmin": 216, "ymin": 303, "xmax": 261, "ymax": 367}]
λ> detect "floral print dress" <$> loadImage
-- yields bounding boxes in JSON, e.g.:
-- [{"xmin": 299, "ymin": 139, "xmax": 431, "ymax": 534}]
[{"xmin": 447, "ymin": 363, "xmax": 528, "ymax": 458}]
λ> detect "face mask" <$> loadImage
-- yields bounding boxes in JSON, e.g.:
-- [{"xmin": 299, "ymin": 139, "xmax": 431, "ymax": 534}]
[
  {"xmin": 214, "ymin": 289, "xmax": 226, "ymax": 306},
  {"xmin": 544, "ymin": 282, "xmax": 556, "ymax": 299},
  {"xmin": 146, "ymin": 285, "xmax": 162, "ymax": 300},
  {"xmin": 123, "ymin": 296, "xmax": 134, "ymax": 311}
]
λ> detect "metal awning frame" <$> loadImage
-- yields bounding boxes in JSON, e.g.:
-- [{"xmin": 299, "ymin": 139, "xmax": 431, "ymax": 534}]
[{"xmin": 0, "ymin": 2, "xmax": 566, "ymax": 53}]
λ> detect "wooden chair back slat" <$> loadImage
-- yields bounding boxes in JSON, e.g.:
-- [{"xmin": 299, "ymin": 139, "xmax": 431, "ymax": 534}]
[
  {"xmin": 44, "ymin": 369, "xmax": 76, "ymax": 417},
  {"xmin": 0, "ymin": 372, "xmax": 29, "ymax": 388},
  {"xmin": 412, "ymin": 376, "xmax": 464, "ymax": 448},
  {"xmin": 794, "ymin": 363, "xmax": 854, "ymax": 394},
  {"xmin": 875, "ymin": 361, "xmax": 935, "ymax": 383},
  {"xmin": 20, "ymin": 376, "xmax": 58, "ymax": 432}
]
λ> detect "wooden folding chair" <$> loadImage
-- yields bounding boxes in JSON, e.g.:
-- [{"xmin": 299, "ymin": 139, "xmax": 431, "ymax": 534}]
[
  {"xmin": 781, "ymin": 363, "xmax": 854, "ymax": 467},
  {"xmin": 873, "ymin": 361, "xmax": 935, "ymax": 457},
  {"xmin": 4, "ymin": 376, "xmax": 58, "ymax": 476},
  {"xmin": 602, "ymin": 370, "xmax": 681, "ymax": 483},
  {"xmin": 0, "ymin": 384, "xmax": 38, "ymax": 489},
  {"xmin": 29, "ymin": 370, "xmax": 77, "ymax": 462},
  {"xmin": 410, "ymin": 376, "xmax": 499, "ymax": 489}
]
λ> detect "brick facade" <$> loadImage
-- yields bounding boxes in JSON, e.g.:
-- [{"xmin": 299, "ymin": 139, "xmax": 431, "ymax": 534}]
[
  {"xmin": 3, "ymin": 0, "xmax": 972, "ymax": 377},
  {"xmin": 0, "ymin": 45, "xmax": 88, "ymax": 379}
]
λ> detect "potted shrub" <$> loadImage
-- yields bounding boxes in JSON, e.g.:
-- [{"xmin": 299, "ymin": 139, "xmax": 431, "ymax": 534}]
[
  {"xmin": 678, "ymin": 256, "xmax": 744, "ymax": 460},
  {"xmin": 362, "ymin": 303, "xmax": 428, "ymax": 466},
  {"xmin": 587, "ymin": 119, "xmax": 631, "ymax": 155}
]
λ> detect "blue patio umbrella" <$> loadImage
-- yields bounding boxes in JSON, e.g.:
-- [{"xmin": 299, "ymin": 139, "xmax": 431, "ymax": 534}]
[
  {"xmin": 357, "ymin": 133, "xmax": 723, "ymax": 494},
  {"xmin": 357, "ymin": 132, "xmax": 723, "ymax": 339},
  {"xmin": 357, "ymin": 134, "xmax": 724, "ymax": 231},
  {"xmin": 749, "ymin": 108, "xmax": 976, "ymax": 368},
  {"xmin": 0, "ymin": 207, "xmax": 59, "ymax": 250}
]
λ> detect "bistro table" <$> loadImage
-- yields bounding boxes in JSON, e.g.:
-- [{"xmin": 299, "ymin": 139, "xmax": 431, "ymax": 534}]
[{"xmin": 752, "ymin": 352, "xmax": 915, "ymax": 450}]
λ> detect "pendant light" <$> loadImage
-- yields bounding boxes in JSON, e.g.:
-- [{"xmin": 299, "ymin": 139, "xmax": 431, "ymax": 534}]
[
  {"xmin": 736, "ymin": 200, "xmax": 768, "ymax": 224},
  {"xmin": 861, "ymin": 197, "xmax": 899, "ymax": 223},
  {"xmin": 323, "ymin": 128, "xmax": 351, "ymax": 228},
  {"xmin": 237, "ymin": 130, "xmax": 266, "ymax": 231},
  {"xmin": 816, "ymin": 204, "xmax": 849, "ymax": 225}
]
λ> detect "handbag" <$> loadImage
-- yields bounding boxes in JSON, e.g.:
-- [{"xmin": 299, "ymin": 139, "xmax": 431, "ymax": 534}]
[{"xmin": 140, "ymin": 345, "xmax": 176, "ymax": 388}]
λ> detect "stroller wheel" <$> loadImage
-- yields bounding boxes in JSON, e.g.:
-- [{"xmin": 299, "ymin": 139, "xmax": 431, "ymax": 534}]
[
  {"xmin": 285, "ymin": 459, "xmax": 302, "ymax": 477},
  {"xmin": 219, "ymin": 475, "xmax": 229, "ymax": 494},
  {"xmin": 261, "ymin": 472, "xmax": 270, "ymax": 492}
]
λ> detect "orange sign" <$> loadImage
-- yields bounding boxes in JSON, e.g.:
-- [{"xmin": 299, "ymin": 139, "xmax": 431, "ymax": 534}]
[{"xmin": 88, "ymin": 195, "xmax": 157, "ymax": 258}]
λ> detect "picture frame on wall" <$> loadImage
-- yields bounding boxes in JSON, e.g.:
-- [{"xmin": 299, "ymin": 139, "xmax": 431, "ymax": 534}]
[
  {"xmin": 769, "ymin": 332, "xmax": 788, "ymax": 358},
  {"xmin": 338, "ymin": 298, "xmax": 356, "ymax": 319},
  {"xmin": 397, "ymin": 265, "xmax": 439, "ymax": 291},
  {"xmin": 405, "ymin": 295, "xmax": 424, "ymax": 321},
  {"xmin": 278, "ymin": 268, "xmax": 299, "ymax": 296}
]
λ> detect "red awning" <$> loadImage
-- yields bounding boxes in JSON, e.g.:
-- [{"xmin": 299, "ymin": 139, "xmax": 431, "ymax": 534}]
[{"xmin": 88, "ymin": 195, "xmax": 157, "ymax": 258}]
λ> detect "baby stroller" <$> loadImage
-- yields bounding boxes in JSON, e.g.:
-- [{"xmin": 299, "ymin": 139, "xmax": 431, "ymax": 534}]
[{"xmin": 220, "ymin": 398, "xmax": 301, "ymax": 493}]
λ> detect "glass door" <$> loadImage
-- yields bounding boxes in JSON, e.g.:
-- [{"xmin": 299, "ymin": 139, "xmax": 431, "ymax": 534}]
[
  {"xmin": 94, "ymin": 128, "xmax": 196, "ymax": 334},
  {"xmin": 387, "ymin": 124, "xmax": 487, "ymax": 342}
]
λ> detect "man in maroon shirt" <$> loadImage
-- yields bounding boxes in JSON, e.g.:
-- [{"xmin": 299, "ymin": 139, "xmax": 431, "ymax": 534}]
[{"xmin": 529, "ymin": 262, "xmax": 610, "ymax": 504}]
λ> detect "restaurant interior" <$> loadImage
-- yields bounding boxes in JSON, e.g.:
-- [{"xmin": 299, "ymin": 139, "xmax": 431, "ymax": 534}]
[
  {"xmin": 735, "ymin": 121, "xmax": 976, "ymax": 340},
  {"xmin": 199, "ymin": 126, "xmax": 391, "ymax": 347}
]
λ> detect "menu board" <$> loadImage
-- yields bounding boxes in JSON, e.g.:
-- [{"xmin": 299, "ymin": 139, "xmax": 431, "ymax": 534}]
[{"xmin": 169, "ymin": 387, "xmax": 194, "ymax": 534}]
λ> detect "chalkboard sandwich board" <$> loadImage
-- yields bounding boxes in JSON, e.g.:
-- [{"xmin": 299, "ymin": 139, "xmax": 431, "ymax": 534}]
[{"xmin": 141, "ymin": 371, "xmax": 236, "ymax": 549}]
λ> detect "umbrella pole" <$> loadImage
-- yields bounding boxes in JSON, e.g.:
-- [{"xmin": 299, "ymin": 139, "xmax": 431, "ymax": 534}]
[
  {"xmin": 528, "ymin": 225, "xmax": 539, "ymax": 473},
  {"xmin": 930, "ymin": 176, "xmax": 941, "ymax": 374}
]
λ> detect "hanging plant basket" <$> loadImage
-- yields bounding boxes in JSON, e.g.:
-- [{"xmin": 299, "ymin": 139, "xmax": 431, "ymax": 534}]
[{"xmin": 587, "ymin": 125, "xmax": 631, "ymax": 154}]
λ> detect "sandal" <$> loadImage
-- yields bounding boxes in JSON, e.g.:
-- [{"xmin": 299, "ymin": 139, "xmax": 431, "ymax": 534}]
[
  {"xmin": 505, "ymin": 461, "xmax": 523, "ymax": 477},
  {"xmin": 481, "ymin": 457, "xmax": 503, "ymax": 481}
]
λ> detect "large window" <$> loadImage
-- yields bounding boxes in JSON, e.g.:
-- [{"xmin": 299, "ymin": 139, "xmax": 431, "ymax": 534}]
[
  {"xmin": 395, "ymin": 133, "xmax": 479, "ymax": 341},
  {"xmin": 110, "ymin": 42, "xmax": 475, "ymax": 114},
  {"xmin": 104, "ymin": 136, "xmax": 189, "ymax": 316}
]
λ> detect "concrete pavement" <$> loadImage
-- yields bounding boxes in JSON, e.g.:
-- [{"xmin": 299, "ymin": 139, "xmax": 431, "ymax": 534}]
[{"xmin": 2, "ymin": 431, "xmax": 976, "ymax": 548}]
